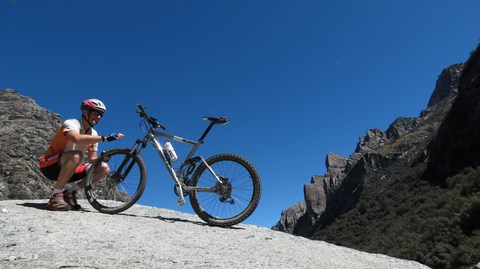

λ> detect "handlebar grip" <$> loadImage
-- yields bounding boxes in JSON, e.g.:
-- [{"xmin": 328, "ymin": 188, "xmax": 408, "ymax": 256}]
[
  {"xmin": 136, "ymin": 104, "xmax": 166, "ymax": 130},
  {"xmin": 137, "ymin": 103, "xmax": 146, "ymax": 113}
]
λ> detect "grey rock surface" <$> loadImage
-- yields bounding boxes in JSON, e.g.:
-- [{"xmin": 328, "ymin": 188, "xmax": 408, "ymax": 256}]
[
  {"xmin": 0, "ymin": 200, "xmax": 430, "ymax": 269},
  {"xmin": 0, "ymin": 89, "xmax": 60, "ymax": 200}
]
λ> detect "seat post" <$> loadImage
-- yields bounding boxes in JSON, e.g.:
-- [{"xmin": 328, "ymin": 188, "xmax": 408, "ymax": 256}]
[{"xmin": 198, "ymin": 121, "xmax": 216, "ymax": 143}]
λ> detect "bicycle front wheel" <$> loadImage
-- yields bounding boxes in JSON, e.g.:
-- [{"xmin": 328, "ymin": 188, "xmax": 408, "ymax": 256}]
[
  {"xmin": 190, "ymin": 153, "xmax": 261, "ymax": 227},
  {"xmin": 85, "ymin": 148, "xmax": 147, "ymax": 214}
]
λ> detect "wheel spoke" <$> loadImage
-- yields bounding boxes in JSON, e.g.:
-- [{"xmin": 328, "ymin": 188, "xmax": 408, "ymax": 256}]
[
  {"xmin": 190, "ymin": 153, "xmax": 261, "ymax": 227},
  {"xmin": 85, "ymin": 149, "xmax": 146, "ymax": 214}
]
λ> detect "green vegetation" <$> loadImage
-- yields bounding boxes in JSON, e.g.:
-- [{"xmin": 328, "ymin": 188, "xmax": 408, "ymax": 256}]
[{"xmin": 314, "ymin": 162, "xmax": 480, "ymax": 269}]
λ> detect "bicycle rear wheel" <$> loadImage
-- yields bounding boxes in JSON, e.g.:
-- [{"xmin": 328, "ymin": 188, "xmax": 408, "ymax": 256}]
[
  {"xmin": 189, "ymin": 153, "xmax": 261, "ymax": 227},
  {"xmin": 85, "ymin": 148, "xmax": 147, "ymax": 214}
]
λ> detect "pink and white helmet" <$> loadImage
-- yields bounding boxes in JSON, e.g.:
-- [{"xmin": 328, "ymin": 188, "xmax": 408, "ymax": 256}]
[{"xmin": 80, "ymin": 99, "xmax": 107, "ymax": 113}]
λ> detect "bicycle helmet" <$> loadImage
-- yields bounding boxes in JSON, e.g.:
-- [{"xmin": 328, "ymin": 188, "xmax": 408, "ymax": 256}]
[
  {"xmin": 81, "ymin": 99, "xmax": 106, "ymax": 127},
  {"xmin": 80, "ymin": 99, "xmax": 107, "ymax": 113}
]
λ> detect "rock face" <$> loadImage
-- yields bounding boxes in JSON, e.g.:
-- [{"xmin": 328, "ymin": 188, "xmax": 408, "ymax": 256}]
[
  {"xmin": 272, "ymin": 62, "xmax": 464, "ymax": 237},
  {"xmin": 424, "ymin": 49, "xmax": 480, "ymax": 183},
  {"xmin": 427, "ymin": 63, "xmax": 462, "ymax": 107},
  {"xmin": 0, "ymin": 89, "xmax": 61, "ymax": 200}
]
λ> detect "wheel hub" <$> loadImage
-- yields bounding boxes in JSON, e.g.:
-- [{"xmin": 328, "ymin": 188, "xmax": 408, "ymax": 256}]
[{"xmin": 215, "ymin": 177, "xmax": 233, "ymax": 202}]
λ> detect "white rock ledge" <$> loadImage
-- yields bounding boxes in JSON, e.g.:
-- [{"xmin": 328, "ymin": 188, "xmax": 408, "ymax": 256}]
[{"xmin": 0, "ymin": 200, "xmax": 430, "ymax": 269}]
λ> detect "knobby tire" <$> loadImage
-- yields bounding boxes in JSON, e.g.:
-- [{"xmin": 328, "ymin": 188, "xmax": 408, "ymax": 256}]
[
  {"xmin": 189, "ymin": 153, "xmax": 262, "ymax": 227},
  {"xmin": 85, "ymin": 148, "xmax": 147, "ymax": 214}
]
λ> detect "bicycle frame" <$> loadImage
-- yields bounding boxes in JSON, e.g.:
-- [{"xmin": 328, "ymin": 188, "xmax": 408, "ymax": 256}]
[
  {"xmin": 86, "ymin": 104, "xmax": 261, "ymax": 226},
  {"xmin": 128, "ymin": 118, "xmax": 224, "ymax": 205}
]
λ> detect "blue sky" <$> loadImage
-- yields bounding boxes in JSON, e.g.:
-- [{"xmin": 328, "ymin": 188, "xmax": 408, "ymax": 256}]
[{"xmin": 1, "ymin": 0, "xmax": 479, "ymax": 228}]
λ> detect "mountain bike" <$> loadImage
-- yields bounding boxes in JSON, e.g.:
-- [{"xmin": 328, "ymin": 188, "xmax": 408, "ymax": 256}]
[{"xmin": 84, "ymin": 104, "xmax": 262, "ymax": 227}]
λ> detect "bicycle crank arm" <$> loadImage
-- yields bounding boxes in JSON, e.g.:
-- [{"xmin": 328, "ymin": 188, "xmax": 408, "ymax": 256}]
[{"xmin": 175, "ymin": 184, "xmax": 186, "ymax": 206}]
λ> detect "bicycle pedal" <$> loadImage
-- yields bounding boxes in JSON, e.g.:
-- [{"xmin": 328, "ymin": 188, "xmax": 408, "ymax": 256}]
[{"xmin": 177, "ymin": 197, "xmax": 185, "ymax": 206}]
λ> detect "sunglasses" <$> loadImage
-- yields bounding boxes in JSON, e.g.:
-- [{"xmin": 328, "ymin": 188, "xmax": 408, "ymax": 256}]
[{"xmin": 91, "ymin": 110, "xmax": 104, "ymax": 117}]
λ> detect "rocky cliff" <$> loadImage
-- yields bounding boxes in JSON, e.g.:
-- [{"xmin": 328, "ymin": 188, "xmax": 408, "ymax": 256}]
[
  {"xmin": 272, "ymin": 62, "xmax": 463, "ymax": 237},
  {"xmin": 273, "ymin": 44, "xmax": 480, "ymax": 269},
  {"xmin": 0, "ymin": 90, "xmax": 60, "ymax": 200},
  {"xmin": 424, "ymin": 46, "xmax": 480, "ymax": 184}
]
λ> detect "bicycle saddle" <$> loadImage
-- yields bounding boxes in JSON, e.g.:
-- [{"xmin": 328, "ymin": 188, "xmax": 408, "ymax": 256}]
[{"xmin": 203, "ymin": 117, "xmax": 229, "ymax": 124}]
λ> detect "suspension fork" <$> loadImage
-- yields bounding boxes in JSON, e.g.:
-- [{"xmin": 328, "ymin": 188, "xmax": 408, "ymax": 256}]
[{"xmin": 111, "ymin": 139, "xmax": 146, "ymax": 181}]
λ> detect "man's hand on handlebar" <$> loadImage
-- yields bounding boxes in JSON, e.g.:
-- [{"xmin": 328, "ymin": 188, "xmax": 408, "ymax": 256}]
[{"xmin": 102, "ymin": 132, "xmax": 124, "ymax": 142}]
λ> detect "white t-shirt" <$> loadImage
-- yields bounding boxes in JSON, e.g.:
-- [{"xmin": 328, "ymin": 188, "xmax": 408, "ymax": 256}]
[{"xmin": 42, "ymin": 119, "xmax": 99, "ymax": 162}]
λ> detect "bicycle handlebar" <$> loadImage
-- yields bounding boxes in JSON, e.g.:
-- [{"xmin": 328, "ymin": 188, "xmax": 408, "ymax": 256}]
[{"xmin": 136, "ymin": 104, "xmax": 166, "ymax": 130}]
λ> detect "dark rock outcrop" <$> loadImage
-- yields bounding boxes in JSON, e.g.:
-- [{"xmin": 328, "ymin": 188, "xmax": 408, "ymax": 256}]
[
  {"xmin": 427, "ymin": 63, "xmax": 462, "ymax": 107},
  {"xmin": 424, "ymin": 48, "xmax": 480, "ymax": 183},
  {"xmin": 273, "ymin": 61, "xmax": 464, "ymax": 237}
]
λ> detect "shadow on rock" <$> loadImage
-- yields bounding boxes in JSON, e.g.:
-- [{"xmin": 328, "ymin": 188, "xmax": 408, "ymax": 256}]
[
  {"xmin": 16, "ymin": 202, "xmax": 245, "ymax": 230},
  {"xmin": 17, "ymin": 202, "xmax": 88, "ymax": 212},
  {"xmin": 117, "ymin": 212, "xmax": 245, "ymax": 230},
  {"xmin": 17, "ymin": 202, "xmax": 49, "ymax": 211}
]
